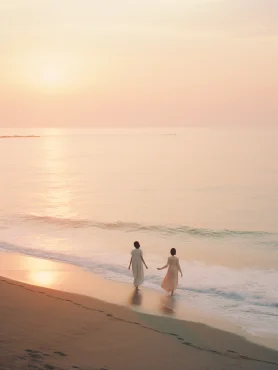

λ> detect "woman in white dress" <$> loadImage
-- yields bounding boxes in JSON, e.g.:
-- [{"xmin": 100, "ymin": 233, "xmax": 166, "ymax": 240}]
[
  {"xmin": 128, "ymin": 241, "xmax": 148, "ymax": 290},
  {"xmin": 157, "ymin": 248, "xmax": 183, "ymax": 296}
]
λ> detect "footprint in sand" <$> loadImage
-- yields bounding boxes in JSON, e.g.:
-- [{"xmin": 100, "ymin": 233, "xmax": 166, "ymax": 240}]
[
  {"xmin": 53, "ymin": 351, "xmax": 68, "ymax": 357},
  {"xmin": 25, "ymin": 349, "xmax": 44, "ymax": 362},
  {"xmin": 44, "ymin": 365, "xmax": 55, "ymax": 370}
]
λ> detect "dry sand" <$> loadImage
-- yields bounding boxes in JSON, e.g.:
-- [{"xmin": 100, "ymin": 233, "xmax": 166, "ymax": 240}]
[{"xmin": 1, "ymin": 276, "xmax": 278, "ymax": 370}]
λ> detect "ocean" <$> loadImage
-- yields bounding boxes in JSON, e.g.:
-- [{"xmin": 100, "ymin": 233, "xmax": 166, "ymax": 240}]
[{"xmin": 0, "ymin": 127, "xmax": 277, "ymax": 339}]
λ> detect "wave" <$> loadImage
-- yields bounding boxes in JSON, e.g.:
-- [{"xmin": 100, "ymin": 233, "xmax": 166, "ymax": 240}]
[
  {"xmin": 21, "ymin": 214, "xmax": 273, "ymax": 239},
  {"xmin": 182, "ymin": 286, "xmax": 278, "ymax": 307},
  {"xmin": 0, "ymin": 135, "xmax": 40, "ymax": 139}
]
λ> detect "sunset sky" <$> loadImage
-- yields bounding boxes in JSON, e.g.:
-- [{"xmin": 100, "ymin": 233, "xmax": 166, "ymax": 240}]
[{"xmin": 1, "ymin": 0, "xmax": 277, "ymax": 127}]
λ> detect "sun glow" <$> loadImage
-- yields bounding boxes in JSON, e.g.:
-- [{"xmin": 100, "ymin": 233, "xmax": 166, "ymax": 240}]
[
  {"xmin": 30, "ymin": 63, "xmax": 68, "ymax": 92},
  {"xmin": 40, "ymin": 65, "xmax": 63, "ymax": 87},
  {"xmin": 16, "ymin": 55, "xmax": 83, "ymax": 93}
]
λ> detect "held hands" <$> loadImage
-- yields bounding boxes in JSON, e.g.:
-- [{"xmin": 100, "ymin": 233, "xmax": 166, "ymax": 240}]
[{"xmin": 129, "ymin": 265, "xmax": 182, "ymax": 277}]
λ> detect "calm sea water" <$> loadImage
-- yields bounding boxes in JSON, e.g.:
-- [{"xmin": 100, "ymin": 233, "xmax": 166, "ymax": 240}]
[{"xmin": 0, "ymin": 127, "xmax": 278, "ymax": 338}]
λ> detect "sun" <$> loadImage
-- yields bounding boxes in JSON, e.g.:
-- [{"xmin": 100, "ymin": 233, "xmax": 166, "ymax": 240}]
[
  {"xmin": 41, "ymin": 65, "xmax": 62, "ymax": 86},
  {"xmin": 35, "ymin": 64, "xmax": 66, "ymax": 92},
  {"xmin": 16, "ymin": 53, "xmax": 86, "ymax": 93},
  {"xmin": 19, "ymin": 57, "xmax": 72, "ymax": 93}
]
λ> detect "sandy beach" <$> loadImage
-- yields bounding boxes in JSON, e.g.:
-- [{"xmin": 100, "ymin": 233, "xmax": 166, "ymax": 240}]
[
  {"xmin": 2, "ymin": 0, "xmax": 278, "ymax": 366},
  {"xmin": 1, "ymin": 256, "xmax": 278, "ymax": 370}
]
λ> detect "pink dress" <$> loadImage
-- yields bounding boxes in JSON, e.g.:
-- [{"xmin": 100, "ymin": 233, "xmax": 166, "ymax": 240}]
[{"xmin": 161, "ymin": 256, "xmax": 181, "ymax": 292}]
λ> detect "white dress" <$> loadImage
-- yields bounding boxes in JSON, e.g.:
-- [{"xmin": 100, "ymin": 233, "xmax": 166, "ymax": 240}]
[
  {"xmin": 161, "ymin": 256, "xmax": 181, "ymax": 292},
  {"xmin": 131, "ymin": 249, "xmax": 144, "ymax": 286}
]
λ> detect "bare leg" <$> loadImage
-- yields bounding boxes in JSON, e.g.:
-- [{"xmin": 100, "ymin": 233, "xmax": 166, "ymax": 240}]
[{"xmin": 171, "ymin": 290, "xmax": 174, "ymax": 296}]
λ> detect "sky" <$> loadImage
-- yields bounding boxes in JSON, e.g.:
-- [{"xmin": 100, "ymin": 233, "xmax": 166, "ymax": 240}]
[{"xmin": 0, "ymin": 0, "xmax": 278, "ymax": 127}]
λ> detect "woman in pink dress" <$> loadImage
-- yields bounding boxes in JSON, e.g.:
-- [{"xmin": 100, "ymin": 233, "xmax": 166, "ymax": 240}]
[{"xmin": 157, "ymin": 248, "xmax": 183, "ymax": 296}]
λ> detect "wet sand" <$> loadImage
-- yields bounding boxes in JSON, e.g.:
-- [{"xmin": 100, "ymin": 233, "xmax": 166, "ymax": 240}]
[
  {"xmin": 1, "ymin": 254, "xmax": 278, "ymax": 369},
  {"xmin": 1, "ymin": 276, "xmax": 278, "ymax": 370}
]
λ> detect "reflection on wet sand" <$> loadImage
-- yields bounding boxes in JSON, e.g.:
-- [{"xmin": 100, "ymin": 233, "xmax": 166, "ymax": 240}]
[
  {"xmin": 128, "ymin": 290, "xmax": 177, "ymax": 315},
  {"xmin": 28, "ymin": 270, "xmax": 57, "ymax": 287},
  {"xmin": 26, "ymin": 258, "xmax": 59, "ymax": 288},
  {"xmin": 129, "ymin": 289, "xmax": 143, "ymax": 307},
  {"xmin": 160, "ymin": 295, "xmax": 176, "ymax": 316}
]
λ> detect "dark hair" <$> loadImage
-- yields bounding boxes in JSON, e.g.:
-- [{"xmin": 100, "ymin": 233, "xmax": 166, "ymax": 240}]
[
  {"xmin": 134, "ymin": 241, "xmax": 140, "ymax": 249},
  {"xmin": 170, "ymin": 248, "xmax": 176, "ymax": 256}
]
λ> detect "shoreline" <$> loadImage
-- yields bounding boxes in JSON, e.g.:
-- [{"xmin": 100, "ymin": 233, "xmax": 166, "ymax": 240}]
[
  {"xmin": 1, "ymin": 275, "xmax": 278, "ymax": 369},
  {"xmin": 1, "ymin": 251, "xmax": 278, "ymax": 353}
]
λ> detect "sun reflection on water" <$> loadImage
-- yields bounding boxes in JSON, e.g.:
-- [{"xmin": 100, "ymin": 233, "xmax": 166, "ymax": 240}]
[
  {"xmin": 29, "ymin": 270, "xmax": 57, "ymax": 287},
  {"xmin": 42, "ymin": 131, "xmax": 75, "ymax": 219},
  {"xmin": 26, "ymin": 257, "xmax": 59, "ymax": 288}
]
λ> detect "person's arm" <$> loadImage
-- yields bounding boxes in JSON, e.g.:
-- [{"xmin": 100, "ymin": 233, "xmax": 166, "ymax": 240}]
[
  {"xmin": 178, "ymin": 259, "xmax": 183, "ymax": 277},
  {"xmin": 141, "ymin": 255, "xmax": 148, "ymax": 269},
  {"xmin": 140, "ymin": 250, "xmax": 148, "ymax": 269},
  {"xmin": 157, "ymin": 258, "xmax": 169, "ymax": 270},
  {"xmin": 128, "ymin": 257, "xmax": 132, "ymax": 270}
]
